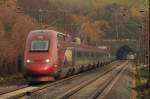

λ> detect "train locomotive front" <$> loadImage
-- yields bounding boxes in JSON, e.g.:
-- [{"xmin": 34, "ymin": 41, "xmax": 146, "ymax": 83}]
[{"xmin": 24, "ymin": 30, "xmax": 59, "ymax": 81}]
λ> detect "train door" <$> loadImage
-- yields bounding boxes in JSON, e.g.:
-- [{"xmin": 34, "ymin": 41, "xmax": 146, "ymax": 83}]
[{"xmin": 64, "ymin": 49, "xmax": 73, "ymax": 67}]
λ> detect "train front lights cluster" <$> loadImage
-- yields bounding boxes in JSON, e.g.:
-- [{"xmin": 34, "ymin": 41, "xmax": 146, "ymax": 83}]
[
  {"xmin": 26, "ymin": 59, "xmax": 31, "ymax": 63},
  {"xmin": 45, "ymin": 59, "xmax": 50, "ymax": 63}
]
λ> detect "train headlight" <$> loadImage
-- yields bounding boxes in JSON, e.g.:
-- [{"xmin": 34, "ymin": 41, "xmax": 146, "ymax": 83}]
[
  {"xmin": 45, "ymin": 59, "xmax": 50, "ymax": 63},
  {"xmin": 26, "ymin": 59, "xmax": 31, "ymax": 63}
]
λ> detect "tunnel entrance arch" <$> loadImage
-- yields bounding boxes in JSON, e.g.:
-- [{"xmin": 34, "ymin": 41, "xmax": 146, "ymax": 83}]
[
  {"xmin": 116, "ymin": 45, "xmax": 135, "ymax": 60},
  {"xmin": 101, "ymin": 39, "xmax": 137, "ymax": 60}
]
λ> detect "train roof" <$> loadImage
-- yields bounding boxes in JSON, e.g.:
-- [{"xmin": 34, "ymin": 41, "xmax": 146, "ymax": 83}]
[
  {"xmin": 67, "ymin": 46, "xmax": 109, "ymax": 53},
  {"xmin": 30, "ymin": 30, "xmax": 67, "ymax": 36},
  {"xmin": 28, "ymin": 29, "xmax": 109, "ymax": 52},
  {"xmin": 61, "ymin": 42, "xmax": 109, "ymax": 52}
]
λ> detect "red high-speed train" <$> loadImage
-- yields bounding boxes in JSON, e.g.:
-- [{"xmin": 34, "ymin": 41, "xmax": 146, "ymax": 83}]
[{"xmin": 24, "ymin": 30, "xmax": 110, "ymax": 82}]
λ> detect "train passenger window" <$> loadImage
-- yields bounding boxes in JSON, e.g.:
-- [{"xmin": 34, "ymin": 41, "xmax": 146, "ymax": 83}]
[
  {"xmin": 96, "ymin": 53, "xmax": 98, "ymax": 57},
  {"xmin": 90, "ymin": 52, "xmax": 92, "ymax": 57},
  {"xmin": 93, "ymin": 52, "xmax": 95, "ymax": 57},
  {"xmin": 97, "ymin": 52, "xmax": 99, "ymax": 57},
  {"xmin": 31, "ymin": 40, "xmax": 49, "ymax": 52},
  {"xmin": 97, "ymin": 53, "xmax": 99, "ymax": 58},
  {"xmin": 94, "ymin": 52, "xmax": 97, "ymax": 58},
  {"xmin": 93, "ymin": 53, "xmax": 95, "ymax": 57},
  {"xmin": 77, "ymin": 51, "xmax": 82, "ymax": 57},
  {"xmin": 86, "ymin": 52, "xmax": 89, "ymax": 57},
  {"xmin": 84, "ymin": 52, "xmax": 86, "ymax": 57},
  {"xmin": 91, "ymin": 52, "xmax": 94, "ymax": 57},
  {"xmin": 99, "ymin": 53, "xmax": 101, "ymax": 57}
]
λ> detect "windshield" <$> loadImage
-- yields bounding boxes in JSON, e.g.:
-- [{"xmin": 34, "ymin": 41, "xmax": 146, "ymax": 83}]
[{"xmin": 31, "ymin": 40, "xmax": 49, "ymax": 52}]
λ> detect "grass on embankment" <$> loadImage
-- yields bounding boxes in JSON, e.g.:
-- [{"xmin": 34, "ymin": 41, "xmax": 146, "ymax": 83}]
[
  {"xmin": 0, "ymin": 73, "xmax": 24, "ymax": 86},
  {"xmin": 135, "ymin": 64, "xmax": 150, "ymax": 99}
]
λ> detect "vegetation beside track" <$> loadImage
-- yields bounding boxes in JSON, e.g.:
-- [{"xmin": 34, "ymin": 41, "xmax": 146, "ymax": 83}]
[
  {"xmin": 134, "ymin": 64, "xmax": 149, "ymax": 99},
  {"xmin": 0, "ymin": 74, "xmax": 24, "ymax": 86}
]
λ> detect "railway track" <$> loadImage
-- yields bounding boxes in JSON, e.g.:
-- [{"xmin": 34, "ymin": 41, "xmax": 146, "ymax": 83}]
[
  {"xmin": 90, "ymin": 64, "xmax": 128, "ymax": 99},
  {"xmin": 0, "ymin": 61, "xmax": 123, "ymax": 99},
  {"xmin": 58, "ymin": 62, "xmax": 128, "ymax": 99},
  {"xmin": 0, "ymin": 84, "xmax": 28, "ymax": 95}
]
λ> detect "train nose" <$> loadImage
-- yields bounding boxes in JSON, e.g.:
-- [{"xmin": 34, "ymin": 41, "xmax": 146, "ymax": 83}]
[{"xmin": 25, "ymin": 63, "xmax": 55, "ymax": 75}]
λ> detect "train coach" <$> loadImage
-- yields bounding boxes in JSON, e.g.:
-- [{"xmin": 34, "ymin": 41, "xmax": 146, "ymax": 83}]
[{"xmin": 24, "ymin": 30, "xmax": 110, "ymax": 82}]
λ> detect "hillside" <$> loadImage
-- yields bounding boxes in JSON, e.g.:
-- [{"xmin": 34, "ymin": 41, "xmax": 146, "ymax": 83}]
[
  {"xmin": 62, "ymin": 0, "xmax": 149, "ymax": 10},
  {"xmin": 0, "ymin": 0, "xmax": 148, "ymax": 76}
]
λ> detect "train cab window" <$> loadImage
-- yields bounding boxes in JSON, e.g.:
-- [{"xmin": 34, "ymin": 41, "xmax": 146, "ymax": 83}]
[{"xmin": 31, "ymin": 40, "xmax": 49, "ymax": 52}]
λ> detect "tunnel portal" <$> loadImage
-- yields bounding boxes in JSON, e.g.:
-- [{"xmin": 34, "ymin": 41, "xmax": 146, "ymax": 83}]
[{"xmin": 116, "ymin": 45, "xmax": 135, "ymax": 60}]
